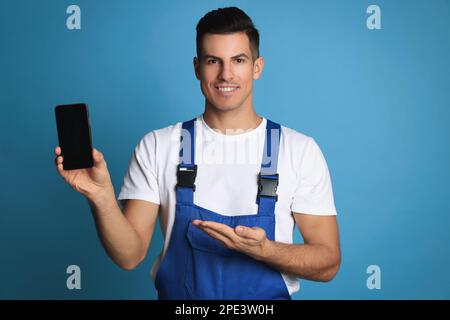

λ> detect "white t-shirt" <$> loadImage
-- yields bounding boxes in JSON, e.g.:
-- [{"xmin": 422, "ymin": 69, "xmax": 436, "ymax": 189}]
[{"xmin": 117, "ymin": 114, "xmax": 337, "ymax": 295}]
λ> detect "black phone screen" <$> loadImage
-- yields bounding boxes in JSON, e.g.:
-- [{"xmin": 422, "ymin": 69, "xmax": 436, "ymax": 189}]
[{"xmin": 55, "ymin": 103, "xmax": 94, "ymax": 170}]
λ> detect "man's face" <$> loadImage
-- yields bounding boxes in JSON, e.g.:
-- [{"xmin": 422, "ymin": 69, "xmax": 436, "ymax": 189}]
[{"xmin": 194, "ymin": 32, "xmax": 264, "ymax": 112}]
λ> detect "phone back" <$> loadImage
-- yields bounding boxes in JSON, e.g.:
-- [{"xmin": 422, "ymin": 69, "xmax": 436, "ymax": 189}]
[{"xmin": 55, "ymin": 103, "xmax": 94, "ymax": 170}]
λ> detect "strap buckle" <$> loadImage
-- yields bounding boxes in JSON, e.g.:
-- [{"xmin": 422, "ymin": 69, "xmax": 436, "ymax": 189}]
[
  {"xmin": 257, "ymin": 173, "xmax": 279, "ymax": 201},
  {"xmin": 176, "ymin": 164, "xmax": 197, "ymax": 191}
]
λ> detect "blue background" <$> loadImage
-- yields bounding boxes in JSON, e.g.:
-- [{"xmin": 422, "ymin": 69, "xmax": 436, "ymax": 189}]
[{"xmin": 1, "ymin": 0, "xmax": 449, "ymax": 299}]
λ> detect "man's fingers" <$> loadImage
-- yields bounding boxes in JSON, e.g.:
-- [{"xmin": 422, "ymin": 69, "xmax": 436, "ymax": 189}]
[
  {"xmin": 54, "ymin": 147, "xmax": 105, "ymax": 168},
  {"xmin": 193, "ymin": 221, "xmax": 256, "ymax": 247},
  {"xmin": 54, "ymin": 146, "xmax": 63, "ymax": 172},
  {"xmin": 55, "ymin": 155, "xmax": 63, "ymax": 164},
  {"xmin": 192, "ymin": 220, "xmax": 235, "ymax": 247},
  {"xmin": 53, "ymin": 146, "xmax": 66, "ymax": 175},
  {"xmin": 235, "ymin": 225, "xmax": 256, "ymax": 239},
  {"xmin": 54, "ymin": 154, "xmax": 63, "ymax": 168},
  {"xmin": 56, "ymin": 162, "xmax": 65, "ymax": 175},
  {"xmin": 200, "ymin": 226, "xmax": 234, "ymax": 249},
  {"xmin": 235, "ymin": 225, "xmax": 266, "ymax": 241},
  {"xmin": 201, "ymin": 225, "xmax": 258, "ymax": 248},
  {"xmin": 56, "ymin": 157, "xmax": 65, "ymax": 175},
  {"xmin": 200, "ymin": 221, "xmax": 235, "ymax": 238}
]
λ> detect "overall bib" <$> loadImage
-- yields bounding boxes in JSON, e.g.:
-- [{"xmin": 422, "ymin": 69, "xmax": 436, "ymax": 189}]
[{"xmin": 155, "ymin": 118, "xmax": 291, "ymax": 300}]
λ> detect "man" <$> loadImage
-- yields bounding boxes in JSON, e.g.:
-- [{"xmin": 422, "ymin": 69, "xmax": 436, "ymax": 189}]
[{"xmin": 54, "ymin": 7, "xmax": 340, "ymax": 300}]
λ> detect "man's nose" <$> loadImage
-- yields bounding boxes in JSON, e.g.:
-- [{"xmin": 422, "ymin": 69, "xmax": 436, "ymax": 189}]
[{"xmin": 218, "ymin": 62, "xmax": 234, "ymax": 81}]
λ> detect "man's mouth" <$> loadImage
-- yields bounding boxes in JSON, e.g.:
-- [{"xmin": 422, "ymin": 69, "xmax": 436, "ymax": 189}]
[{"xmin": 214, "ymin": 85, "xmax": 240, "ymax": 95}]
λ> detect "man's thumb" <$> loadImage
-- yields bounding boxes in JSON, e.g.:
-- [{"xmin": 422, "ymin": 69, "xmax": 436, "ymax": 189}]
[{"xmin": 92, "ymin": 148, "xmax": 106, "ymax": 166}]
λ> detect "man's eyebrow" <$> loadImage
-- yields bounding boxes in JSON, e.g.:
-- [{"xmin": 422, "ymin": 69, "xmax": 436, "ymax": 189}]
[
  {"xmin": 231, "ymin": 53, "xmax": 250, "ymax": 59},
  {"xmin": 203, "ymin": 53, "xmax": 250, "ymax": 60}
]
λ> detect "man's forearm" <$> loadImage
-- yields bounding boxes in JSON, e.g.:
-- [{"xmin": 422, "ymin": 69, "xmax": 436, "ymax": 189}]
[
  {"xmin": 257, "ymin": 240, "xmax": 341, "ymax": 282},
  {"xmin": 87, "ymin": 188, "xmax": 144, "ymax": 270}
]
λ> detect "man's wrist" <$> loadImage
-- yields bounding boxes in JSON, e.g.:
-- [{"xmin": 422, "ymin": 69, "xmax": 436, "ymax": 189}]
[
  {"xmin": 87, "ymin": 185, "xmax": 116, "ymax": 210},
  {"xmin": 257, "ymin": 238, "xmax": 276, "ymax": 261}
]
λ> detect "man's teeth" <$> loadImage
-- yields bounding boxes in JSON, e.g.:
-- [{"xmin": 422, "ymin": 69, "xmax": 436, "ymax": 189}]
[{"xmin": 217, "ymin": 87, "xmax": 238, "ymax": 92}]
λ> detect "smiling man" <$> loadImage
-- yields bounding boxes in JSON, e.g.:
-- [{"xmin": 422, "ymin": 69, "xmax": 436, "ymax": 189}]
[{"xmin": 54, "ymin": 6, "xmax": 340, "ymax": 300}]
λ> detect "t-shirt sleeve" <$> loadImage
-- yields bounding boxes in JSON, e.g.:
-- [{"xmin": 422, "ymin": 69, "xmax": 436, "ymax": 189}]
[
  {"xmin": 291, "ymin": 137, "xmax": 337, "ymax": 215},
  {"xmin": 117, "ymin": 131, "xmax": 161, "ymax": 207}
]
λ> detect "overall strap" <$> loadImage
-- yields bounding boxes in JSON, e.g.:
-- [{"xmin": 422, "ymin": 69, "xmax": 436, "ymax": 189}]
[
  {"xmin": 257, "ymin": 119, "xmax": 281, "ymax": 216},
  {"xmin": 176, "ymin": 118, "xmax": 197, "ymax": 205}
]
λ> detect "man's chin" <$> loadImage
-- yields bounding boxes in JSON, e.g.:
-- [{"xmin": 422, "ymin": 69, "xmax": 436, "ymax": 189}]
[{"xmin": 209, "ymin": 102, "xmax": 242, "ymax": 112}]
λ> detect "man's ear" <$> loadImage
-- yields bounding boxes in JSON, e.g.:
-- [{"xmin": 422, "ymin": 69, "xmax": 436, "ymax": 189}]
[
  {"xmin": 193, "ymin": 57, "xmax": 200, "ymax": 80},
  {"xmin": 253, "ymin": 56, "xmax": 264, "ymax": 80}
]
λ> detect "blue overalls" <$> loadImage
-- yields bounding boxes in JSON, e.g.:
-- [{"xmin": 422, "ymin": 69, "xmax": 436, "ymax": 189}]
[{"xmin": 154, "ymin": 118, "xmax": 291, "ymax": 300}]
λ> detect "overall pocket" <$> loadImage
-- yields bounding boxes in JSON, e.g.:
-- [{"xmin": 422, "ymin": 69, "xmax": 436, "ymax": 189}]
[
  {"xmin": 184, "ymin": 216, "xmax": 281, "ymax": 299},
  {"xmin": 184, "ymin": 222, "xmax": 236, "ymax": 299}
]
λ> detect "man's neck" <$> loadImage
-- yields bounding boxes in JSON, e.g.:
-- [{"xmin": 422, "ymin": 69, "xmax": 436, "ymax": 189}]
[{"xmin": 202, "ymin": 104, "xmax": 262, "ymax": 135}]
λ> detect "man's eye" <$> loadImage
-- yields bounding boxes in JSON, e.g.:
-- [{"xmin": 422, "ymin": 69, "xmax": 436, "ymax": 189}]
[
  {"xmin": 235, "ymin": 58, "xmax": 245, "ymax": 63},
  {"xmin": 207, "ymin": 59, "xmax": 218, "ymax": 64}
]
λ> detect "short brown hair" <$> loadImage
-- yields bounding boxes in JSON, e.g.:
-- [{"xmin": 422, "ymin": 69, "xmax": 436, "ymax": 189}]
[{"xmin": 196, "ymin": 7, "xmax": 260, "ymax": 61}]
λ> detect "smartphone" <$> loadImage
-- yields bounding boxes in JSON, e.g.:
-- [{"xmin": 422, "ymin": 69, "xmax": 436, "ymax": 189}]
[{"xmin": 55, "ymin": 103, "xmax": 94, "ymax": 170}]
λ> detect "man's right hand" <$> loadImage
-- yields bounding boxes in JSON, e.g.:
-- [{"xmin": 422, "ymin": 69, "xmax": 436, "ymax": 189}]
[
  {"xmin": 54, "ymin": 146, "xmax": 114, "ymax": 202},
  {"xmin": 54, "ymin": 146, "xmax": 159, "ymax": 271}
]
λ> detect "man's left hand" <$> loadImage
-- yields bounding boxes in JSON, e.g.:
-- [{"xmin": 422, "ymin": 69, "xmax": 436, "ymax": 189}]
[{"xmin": 191, "ymin": 219, "xmax": 273, "ymax": 261}]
